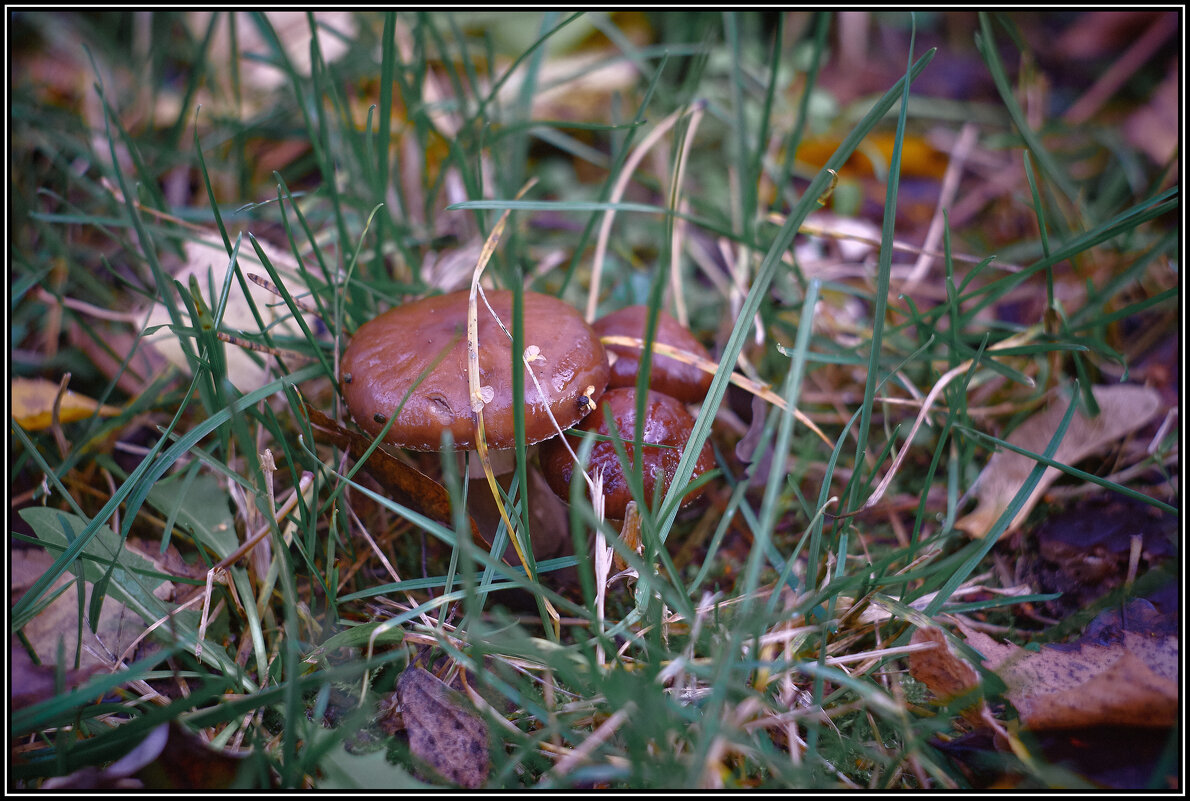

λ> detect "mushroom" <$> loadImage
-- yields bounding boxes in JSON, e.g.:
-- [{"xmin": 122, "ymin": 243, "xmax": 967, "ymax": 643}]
[
  {"xmin": 340, "ymin": 289, "xmax": 609, "ymax": 452},
  {"xmin": 538, "ymin": 387, "xmax": 715, "ymax": 520},
  {"xmin": 593, "ymin": 305, "xmax": 713, "ymax": 404}
]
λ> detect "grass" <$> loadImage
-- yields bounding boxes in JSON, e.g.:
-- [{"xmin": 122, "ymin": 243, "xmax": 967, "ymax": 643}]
[{"xmin": 9, "ymin": 10, "xmax": 1179, "ymax": 790}]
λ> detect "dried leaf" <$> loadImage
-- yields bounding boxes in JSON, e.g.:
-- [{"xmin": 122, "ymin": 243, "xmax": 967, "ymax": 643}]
[
  {"xmin": 961, "ymin": 628, "xmax": 1175, "ymax": 733},
  {"xmin": 961, "ymin": 624, "xmax": 1178, "ymax": 730},
  {"xmin": 955, "ymin": 384, "xmax": 1162, "ymax": 538},
  {"xmin": 1123, "ymin": 57, "xmax": 1179, "ymax": 166},
  {"xmin": 142, "ymin": 233, "xmax": 317, "ymax": 393},
  {"xmin": 796, "ymin": 131, "xmax": 950, "ymax": 180},
  {"xmin": 907, "ymin": 626, "xmax": 987, "ymax": 727},
  {"xmin": 133, "ymin": 721, "xmax": 248, "ymax": 789},
  {"xmin": 185, "ymin": 12, "xmax": 357, "ymax": 98},
  {"xmin": 1035, "ymin": 494, "xmax": 1177, "ymax": 616},
  {"xmin": 12, "ymin": 544, "xmax": 163, "ymax": 676},
  {"xmin": 68, "ymin": 321, "xmax": 173, "ymax": 398},
  {"xmin": 9, "ymin": 637, "xmax": 101, "ymax": 712},
  {"xmin": 393, "ymin": 667, "xmax": 490, "ymax": 789},
  {"xmin": 11, "ymin": 377, "xmax": 122, "ymax": 430},
  {"xmin": 42, "ymin": 721, "xmax": 248, "ymax": 790}
]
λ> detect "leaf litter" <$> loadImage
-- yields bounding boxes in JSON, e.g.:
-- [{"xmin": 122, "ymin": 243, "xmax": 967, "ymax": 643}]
[{"xmin": 955, "ymin": 383, "xmax": 1163, "ymax": 538}]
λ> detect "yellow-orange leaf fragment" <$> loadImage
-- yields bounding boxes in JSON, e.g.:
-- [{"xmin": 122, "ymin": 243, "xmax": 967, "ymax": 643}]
[{"xmin": 11, "ymin": 377, "xmax": 122, "ymax": 430}]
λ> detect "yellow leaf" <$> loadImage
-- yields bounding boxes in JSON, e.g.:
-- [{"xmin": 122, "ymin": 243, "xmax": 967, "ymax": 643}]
[{"xmin": 11, "ymin": 377, "xmax": 122, "ymax": 430}]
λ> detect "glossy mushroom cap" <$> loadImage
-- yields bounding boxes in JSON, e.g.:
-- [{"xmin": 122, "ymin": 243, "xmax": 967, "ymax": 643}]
[
  {"xmin": 341, "ymin": 289, "xmax": 609, "ymax": 451},
  {"xmin": 593, "ymin": 305, "xmax": 713, "ymax": 404},
  {"xmin": 539, "ymin": 387, "xmax": 715, "ymax": 519}
]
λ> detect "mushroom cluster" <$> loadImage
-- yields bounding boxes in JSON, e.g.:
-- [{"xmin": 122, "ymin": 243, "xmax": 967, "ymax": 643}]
[{"xmin": 340, "ymin": 293, "xmax": 715, "ymax": 520}]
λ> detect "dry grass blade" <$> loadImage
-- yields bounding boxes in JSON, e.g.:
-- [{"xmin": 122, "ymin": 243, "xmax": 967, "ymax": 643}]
[
  {"xmin": 586, "ymin": 104, "xmax": 703, "ymax": 322},
  {"xmin": 463, "ymin": 179, "xmax": 562, "ymax": 633},
  {"xmin": 860, "ymin": 326, "xmax": 1041, "ymax": 514},
  {"xmin": 246, "ymin": 273, "xmax": 325, "ymax": 317},
  {"xmin": 599, "ymin": 333, "xmax": 833, "ymax": 447}
]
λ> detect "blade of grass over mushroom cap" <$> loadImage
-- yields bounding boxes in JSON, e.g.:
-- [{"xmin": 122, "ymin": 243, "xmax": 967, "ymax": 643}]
[{"xmin": 463, "ymin": 179, "xmax": 564, "ymax": 635}]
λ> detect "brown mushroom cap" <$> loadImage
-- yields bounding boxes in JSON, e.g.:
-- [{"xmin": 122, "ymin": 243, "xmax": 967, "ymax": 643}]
[
  {"xmin": 539, "ymin": 387, "xmax": 715, "ymax": 519},
  {"xmin": 341, "ymin": 289, "xmax": 609, "ymax": 451},
  {"xmin": 593, "ymin": 305, "xmax": 713, "ymax": 403}
]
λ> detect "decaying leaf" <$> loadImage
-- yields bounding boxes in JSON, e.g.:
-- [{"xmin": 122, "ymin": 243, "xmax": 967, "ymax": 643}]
[
  {"xmin": 914, "ymin": 611, "xmax": 1178, "ymax": 732},
  {"xmin": 11, "ymin": 377, "xmax": 122, "ymax": 430},
  {"xmin": 955, "ymin": 384, "xmax": 1162, "ymax": 538},
  {"xmin": 185, "ymin": 12, "xmax": 357, "ymax": 99},
  {"xmin": 907, "ymin": 626, "xmax": 987, "ymax": 727},
  {"xmin": 131, "ymin": 721, "xmax": 249, "ymax": 789},
  {"xmin": 959, "ymin": 619, "xmax": 1178, "ymax": 730},
  {"xmin": 796, "ymin": 131, "xmax": 951, "ymax": 180},
  {"xmin": 389, "ymin": 666, "xmax": 490, "ymax": 789},
  {"xmin": 42, "ymin": 722, "xmax": 248, "ymax": 790},
  {"xmin": 10, "ymin": 638, "xmax": 101, "ymax": 712},
  {"xmin": 1033, "ymin": 493, "xmax": 1177, "ymax": 616},
  {"xmin": 142, "ymin": 233, "xmax": 318, "ymax": 393},
  {"xmin": 12, "ymin": 541, "xmax": 167, "ymax": 677}
]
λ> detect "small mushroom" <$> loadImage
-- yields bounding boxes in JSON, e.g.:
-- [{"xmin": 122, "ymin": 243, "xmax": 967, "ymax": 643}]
[
  {"xmin": 593, "ymin": 305, "xmax": 713, "ymax": 404},
  {"xmin": 340, "ymin": 289, "xmax": 609, "ymax": 451},
  {"xmin": 539, "ymin": 387, "xmax": 715, "ymax": 519}
]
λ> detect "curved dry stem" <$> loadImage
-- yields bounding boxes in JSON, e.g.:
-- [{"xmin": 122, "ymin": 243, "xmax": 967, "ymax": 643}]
[
  {"xmin": 464, "ymin": 179, "xmax": 562, "ymax": 633},
  {"xmin": 599, "ymin": 334, "xmax": 833, "ymax": 447},
  {"xmin": 586, "ymin": 105, "xmax": 701, "ymax": 322},
  {"xmin": 860, "ymin": 326, "xmax": 1041, "ymax": 512}
]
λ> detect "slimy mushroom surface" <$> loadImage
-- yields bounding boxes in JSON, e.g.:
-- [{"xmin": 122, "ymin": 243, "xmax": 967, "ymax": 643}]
[
  {"xmin": 593, "ymin": 305, "xmax": 713, "ymax": 404},
  {"xmin": 341, "ymin": 290, "xmax": 608, "ymax": 451},
  {"xmin": 539, "ymin": 386, "xmax": 715, "ymax": 519}
]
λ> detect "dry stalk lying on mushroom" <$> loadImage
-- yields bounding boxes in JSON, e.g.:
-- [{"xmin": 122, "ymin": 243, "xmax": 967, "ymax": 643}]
[
  {"xmin": 533, "ymin": 304, "xmax": 720, "ymax": 521},
  {"xmin": 338, "ymin": 292, "xmax": 722, "ymax": 537},
  {"xmin": 593, "ymin": 305, "xmax": 713, "ymax": 404},
  {"xmin": 336, "ymin": 288, "xmax": 610, "ymax": 577},
  {"xmin": 340, "ymin": 289, "xmax": 608, "ymax": 452}
]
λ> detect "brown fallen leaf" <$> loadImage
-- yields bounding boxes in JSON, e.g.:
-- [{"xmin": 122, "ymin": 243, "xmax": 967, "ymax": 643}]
[
  {"xmin": 134, "ymin": 721, "xmax": 250, "ymax": 789},
  {"xmin": 907, "ymin": 626, "xmax": 987, "ymax": 728},
  {"xmin": 1122, "ymin": 55, "xmax": 1179, "ymax": 167},
  {"xmin": 796, "ymin": 131, "xmax": 951, "ymax": 180},
  {"xmin": 389, "ymin": 666, "xmax": 490, "ymax": 789},
  {"xmin": 11, "ymin": 377, "xmax": 122, "ymax": 430},
  {"xmin": 11, "ymin": 547, "xmax": 162, "ymax": 677},
  {"xmin": 68, "ymin": 321, "xmax": 175, "ymax": 399},
  {"xmin": 959, "ymin": 618, "xmax": 1178, "ymax": 730},
  {"xmin": 142, "ymin": 232, "xmax": 319, "ymax": 393},
  {"xmin": 1033, "ymin": 493, "xmax": 1177, "ymax": 617},
  {"xmin": 10, "ymin": 638, "xmax": 101, "ymax": 712},
  {"xmin": 955, "ymin": 384, "xmax": 1162, "ymax": 538}
]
